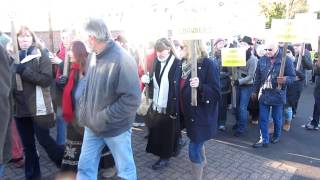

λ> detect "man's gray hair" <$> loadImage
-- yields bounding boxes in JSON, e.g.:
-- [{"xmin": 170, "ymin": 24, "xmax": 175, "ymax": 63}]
[{"xmin": 84, "ymin": 18, "xmax": 110, "ymax": 42}]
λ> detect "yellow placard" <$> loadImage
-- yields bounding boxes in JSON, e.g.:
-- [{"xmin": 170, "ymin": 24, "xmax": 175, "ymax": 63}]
[
  {"xmin": 271, "ymin": 19, "xmax": 317, "ymax": 43},
  {"xmin": 271, "ymin": 19, "xmax": 300, "ymax": 42},
  {"xmin": 310, "ymin": 51, "xmax": 316, "ymax": 60},
  {"xmin": 222, "ymin": 48, "xmax": 246, "ymax": 67}
]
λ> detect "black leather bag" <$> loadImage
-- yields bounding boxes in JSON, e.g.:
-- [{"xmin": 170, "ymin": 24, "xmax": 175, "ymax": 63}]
[{"xmin": 145, "ymin": 107, "xmax": 163, "ymax": 128}]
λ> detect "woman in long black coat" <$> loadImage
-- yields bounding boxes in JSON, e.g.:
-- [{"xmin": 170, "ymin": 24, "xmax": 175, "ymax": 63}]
[
  {"xmin": 144, "ymin": 38, "xmax": 181, "ymax": 170},
  {"xmin": 172, "ymin": 40, "xmax": 221, "ymax": 180}
]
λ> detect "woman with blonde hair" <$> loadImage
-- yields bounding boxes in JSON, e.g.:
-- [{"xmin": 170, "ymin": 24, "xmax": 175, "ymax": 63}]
[{"xmin": 174, "ymin": 40, "xmax": 221, "ymax": 179}]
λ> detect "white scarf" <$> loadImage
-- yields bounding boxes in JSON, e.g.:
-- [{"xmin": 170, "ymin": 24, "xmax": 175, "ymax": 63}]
[{"xmin": 152, "ymin": 55, "xmax": 175, "ymax": 113}]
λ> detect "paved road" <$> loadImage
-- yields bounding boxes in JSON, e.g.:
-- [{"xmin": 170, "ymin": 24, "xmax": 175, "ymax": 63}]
[
  {"xmin": 4, "ymin": 84, "xmax": 319, "ymax": 180},
  {"xmin": 216, "ymin": 83, "xmax": 320, "ymax": 180}
]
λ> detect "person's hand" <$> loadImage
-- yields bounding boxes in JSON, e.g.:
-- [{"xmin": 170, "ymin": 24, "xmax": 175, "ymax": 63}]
[
  {"xmin": 190, "ymin": 77, "xmax": 199, "ymax": 88},
  {"xmin": 14, "ymin": 63, "xmax": 26, "ymax": 75},
  {"xmin": 51, "ymin": 56, "xmax": 63, "ymax": 65},
  {"xmin": 56, "ymin": 75, "xmax": 68, "ymax": 88},
  {"xmin": 277, "ymin": 76, "xmax": 286, "ymax": 85},
  {"xmin": 141, "ymin": 74, "xmax": 150, "ymax": 84}
]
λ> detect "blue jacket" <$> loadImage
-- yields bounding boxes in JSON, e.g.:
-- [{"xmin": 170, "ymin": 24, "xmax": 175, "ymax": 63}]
[
  {"xmin": 172, "ymin": 58, "xmax": 221, "ymax": 143},
  {"xmin": 254, "ymin": 50, "xmax": 296, "ymax": 106}
]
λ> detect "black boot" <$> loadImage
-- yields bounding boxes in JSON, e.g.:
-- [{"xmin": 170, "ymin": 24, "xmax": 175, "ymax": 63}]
[{"xmin": 152, "ymin": 158, "xmax": 169, "ymax": 170}]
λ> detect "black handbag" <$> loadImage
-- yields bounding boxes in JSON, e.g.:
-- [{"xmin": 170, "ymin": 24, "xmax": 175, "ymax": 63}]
[{"xmin": 145, "ymin": 107, "xmax": 163, "ymax": 128}]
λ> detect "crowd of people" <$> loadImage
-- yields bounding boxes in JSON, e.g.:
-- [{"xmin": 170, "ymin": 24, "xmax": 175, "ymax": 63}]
[{"xmin": 0, "ymin": 17, "xmax": 319, "ymax": 180}]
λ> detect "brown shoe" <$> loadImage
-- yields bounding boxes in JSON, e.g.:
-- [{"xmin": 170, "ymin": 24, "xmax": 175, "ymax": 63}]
[
  {"xmin": 268, "ymin": 122, "xmax": 274, "ymax": 134},
  {"xmin": 283, "ymin": 120, "xmax": 291, "ymax": 132}
]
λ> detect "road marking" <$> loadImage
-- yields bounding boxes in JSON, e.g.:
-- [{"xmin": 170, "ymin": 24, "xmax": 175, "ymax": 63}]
[
  {"xmin": 287, "ymin": 153, "xmax": 320, "ymax": 161},
  {"xmin": 214, "ymin": 140, "xmax": 250, "ymax": 149}
]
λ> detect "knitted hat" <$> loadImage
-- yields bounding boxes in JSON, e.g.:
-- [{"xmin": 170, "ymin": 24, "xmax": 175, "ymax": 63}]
[{"xmin": 213, "ymin": 38, "xmax": 224, "ymax": 47}]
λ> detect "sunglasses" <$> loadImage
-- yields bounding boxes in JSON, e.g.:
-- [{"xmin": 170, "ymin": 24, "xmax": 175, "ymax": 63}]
[
  {"xmin": 264, "ymin": 48, "xmax": 273, "ymax": 51},
  {"xmin": 286, "ymin": 50, "xmax": 291, "ymax": 54}
]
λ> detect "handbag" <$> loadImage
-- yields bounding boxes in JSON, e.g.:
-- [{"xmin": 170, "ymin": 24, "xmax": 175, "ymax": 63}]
[
  {"xmin": 137, "ymin": 86, "xmax": 152, "ymax": 116},
  {"xmin": 33, "ymin": 86, "xmax": 56, "ymax": 128},
  {"xmin": 32, "ymin": 55, "xmax": 55, "ymax": 128},
  {"xmin": 145, "ymin": 106, "xmax": 164, "ymax": 128}
]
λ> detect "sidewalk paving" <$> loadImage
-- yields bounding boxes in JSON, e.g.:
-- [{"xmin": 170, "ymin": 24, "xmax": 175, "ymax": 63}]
[{"xmin": 4, "ymin": 127, "xmax": 297, "ymax": 180}]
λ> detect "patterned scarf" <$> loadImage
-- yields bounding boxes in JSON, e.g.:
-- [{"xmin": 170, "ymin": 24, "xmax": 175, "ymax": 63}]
[{"xmin": 181, "ymin": 59, "xmax": 191, "ymax": 80}]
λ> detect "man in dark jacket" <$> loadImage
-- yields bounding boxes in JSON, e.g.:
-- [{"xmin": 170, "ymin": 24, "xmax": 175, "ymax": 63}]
[
  {"xmin": 77, "ymin": 18, "xmax": 141, "ymax": 180},
  {"xmin": 251, "ymin": 41, "xmax": 295, "ymax": 148},
  {"xmin": 306, "ymin": 54, "xmax": 320, "ymax": 130},
  {"xmin": 0, "ymin": 45, "xmax": 12, "ymax": 177}
]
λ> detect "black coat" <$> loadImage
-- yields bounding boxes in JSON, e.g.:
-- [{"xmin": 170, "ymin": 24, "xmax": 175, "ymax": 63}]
[
  {"xmin": 172, "ymin": 58, "xmax": 221, "ymax": 143},
  {"xmin": 214, "ymin": 56, "xmax": 231, "ymax": 95},
  {"xmin": 13, "ymin": 47, "xmax": 52, "ymax": 117}
]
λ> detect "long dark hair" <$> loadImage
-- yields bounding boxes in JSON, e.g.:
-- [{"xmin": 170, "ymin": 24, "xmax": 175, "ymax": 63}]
[{"xmin": 71, "ymin": 41, "xmax": 88, "ymax": 74}]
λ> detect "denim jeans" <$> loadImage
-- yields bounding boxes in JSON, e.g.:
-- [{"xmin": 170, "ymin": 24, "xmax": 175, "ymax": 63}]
[
  {"xmin": 312, "ymin": 96, "xmax": 320, "ymax": 126},
  {"xmin": 56, "ymin": 107, "xmax": 66, "ymax": 145},
  {"xmin": 77, "ymin": 128, "xmax": 136, "ymax": 180},
  {"xmin": 15, "ymin": 117, "xmax": 64, "ymax": 180},
  {"xmin": 284, "ymin": 106, "xmax": 293, "ymax": 122},
  {"xmin": 259, "ymin": 103, "xmax": 283, "ymax": 144},
  {"xmin": 0, "ymin": 164, "xmax": 4, "ymax": 177},
  {"xmin": 235, "ymin": 86, "xmax": 253, "ymax": 133},
  {"xmin": 189, "ymin": 141, "xmax": 205, "ymax": 164}
]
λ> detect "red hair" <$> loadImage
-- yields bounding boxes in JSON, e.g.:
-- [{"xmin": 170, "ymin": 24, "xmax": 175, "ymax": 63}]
[{"xmin": 71, "ymin": 41, "xmax": 88, "ymax": 74}]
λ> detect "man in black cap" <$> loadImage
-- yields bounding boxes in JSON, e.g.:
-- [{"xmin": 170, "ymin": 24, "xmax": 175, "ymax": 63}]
[{"xmin": 232, "ymin": 36, "xmax": 258, "ymax": 137}]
